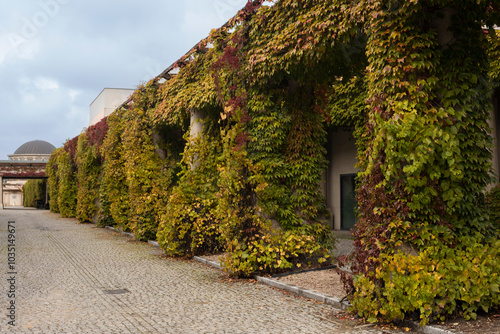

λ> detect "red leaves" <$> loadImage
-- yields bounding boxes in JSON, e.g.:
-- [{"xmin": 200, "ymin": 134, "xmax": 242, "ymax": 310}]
[
  {"xmin": 239, "ymin": 0, "xmax": 266, "ymax": 21},
  {"xmin": 63, "ymin": 136, "xmax": 79, "ymax": 163},
  {"xmin": 233, "ymin": 131, "xmax": 250, "ymax": 151},
  {"xmin": 220, "ymin": 46, "xmax": 240, "ymax": 70},
  {"xmin": 228, "ymin": 94, "xmax": 247, "ymax": 112},
  {"xmin": 87, "ymin": 118, "xmax": 109, "ymax": 148}
]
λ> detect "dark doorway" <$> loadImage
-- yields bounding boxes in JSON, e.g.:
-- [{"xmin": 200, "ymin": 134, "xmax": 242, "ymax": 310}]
[{"xmin": 341, "ymin": 174, "xmax": 357, "ymax": 230}]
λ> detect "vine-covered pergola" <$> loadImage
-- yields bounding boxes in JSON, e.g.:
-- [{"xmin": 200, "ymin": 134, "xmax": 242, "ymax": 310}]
[
  {"xmin": 0, "ymin": 161, "xmax": 48, "ymax": 209},
  {"xmin": 47, "ymin": 0, "xmax": 500, "ymax": 326}
]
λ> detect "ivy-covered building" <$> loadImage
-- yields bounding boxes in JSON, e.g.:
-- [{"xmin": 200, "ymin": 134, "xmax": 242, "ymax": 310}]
[
  {"xmin": 47, "ymin": 1, "xmax": 500, "ymax": 326},
  {"xmin": 89, "ymin": 88, "xmax": 134, "ymax": 126}
]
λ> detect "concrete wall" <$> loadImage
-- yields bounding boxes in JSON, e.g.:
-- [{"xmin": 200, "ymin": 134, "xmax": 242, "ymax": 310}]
[
  {"xmin": 3, "ymin": 191, "xmax": 22, "ymax": 207},
  {"xmin": 89, "ymin": 88, "xmax": 134, "ymax": 126},
  {"xmin": 2, "ymin": 180, "xmax": 26, "ymax": 207},
  {"xmin": 324, "ymin": 129, "xmax": 358, "ymax": 230}
]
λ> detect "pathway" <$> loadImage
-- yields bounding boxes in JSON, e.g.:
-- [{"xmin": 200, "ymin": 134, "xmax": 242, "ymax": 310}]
[{"xmin": 1, "ymin": 209, "xmax": 408, "ymax": 333}]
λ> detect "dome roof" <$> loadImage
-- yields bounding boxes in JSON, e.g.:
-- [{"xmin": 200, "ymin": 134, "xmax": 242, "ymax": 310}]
[{"xmin": 13, "ymin": 140, "xmax": 56, "ymax": 155}]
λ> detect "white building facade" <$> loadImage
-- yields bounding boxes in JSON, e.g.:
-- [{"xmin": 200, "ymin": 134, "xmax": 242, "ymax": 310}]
[{"xmin": 89, "ymin": 88, "xmax": 134, "ymax": 126}]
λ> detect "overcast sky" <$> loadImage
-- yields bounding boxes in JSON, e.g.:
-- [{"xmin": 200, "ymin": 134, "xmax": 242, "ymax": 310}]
[{"xmin": 0, "ymin": 0, "xmax": 248, "ymax": 159}]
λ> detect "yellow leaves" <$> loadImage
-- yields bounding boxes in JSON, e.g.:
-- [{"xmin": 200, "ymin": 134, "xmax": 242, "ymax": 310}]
[{"xmin": 389, "ymin": 31, "xmax": 401, "ymax": 40}]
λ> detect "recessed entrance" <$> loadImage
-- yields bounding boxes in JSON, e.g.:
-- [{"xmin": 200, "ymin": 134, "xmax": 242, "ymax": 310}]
[{"xmin": 340, "ymin": 174, "xmax": 357, "ymax": 230}]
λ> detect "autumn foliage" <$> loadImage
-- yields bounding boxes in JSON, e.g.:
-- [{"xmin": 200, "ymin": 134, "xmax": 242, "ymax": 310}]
[{"xmin": 46, "ymin": 0, "xmax": 500, "ymax": 326}]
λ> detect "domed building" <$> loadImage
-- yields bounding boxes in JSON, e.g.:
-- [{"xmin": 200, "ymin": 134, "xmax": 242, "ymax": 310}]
[
  {"xmin": 2, "ymin": 140, "xmax": 55, "ymax": 207},
  {"xmin": 8, "ymin": 139, "xmax": 56, "ymax": 162}
]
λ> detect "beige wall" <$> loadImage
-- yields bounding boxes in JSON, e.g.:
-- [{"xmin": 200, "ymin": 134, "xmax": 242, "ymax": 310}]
[
  {"xmin": 3, "ymin": 191, "xmax": 22, "ymax": 207},
  {"xmin": 325, "ymin": 129, "xmax": 358, "ymax": 230},
  {"xmin": 2, "ymin": 180, "xmax": 26, "ymax": 207},
  {"xmin": 89, "ymin": 88, "xmax": 134, "ymax": 126}
]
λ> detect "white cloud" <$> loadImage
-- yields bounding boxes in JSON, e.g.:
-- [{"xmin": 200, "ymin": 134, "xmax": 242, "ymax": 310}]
[
  {"xmin": 69, "ymin": 89, "xmax": 81, "ymax": 102},
  {"xmin": 181, "ymin": 0, "xmax": 247, "ymax": 37},
  {"xmin": 34, "ymin": 77, "xmax": 59, "ymax": 91},
  {"xmin": 0, "ymin": 1, "xmax": 248, "ymax": 159},
  {"xmin": 0, "ymin": 38, "xmax": 10, "ymax": 65},
  {"xmin": 1, "ymin": 33, "xmax": 41, "ymax": 61}
]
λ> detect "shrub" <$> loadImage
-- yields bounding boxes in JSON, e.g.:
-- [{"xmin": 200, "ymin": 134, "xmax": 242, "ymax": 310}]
[{"xmin": 222, "ymin": 224, "xmax": 333, "ymax": 277}]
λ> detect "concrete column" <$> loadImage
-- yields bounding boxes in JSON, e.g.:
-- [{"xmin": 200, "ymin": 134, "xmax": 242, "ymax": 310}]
[
  {"xmin": 189, "ymin": 109, "xmax": 204, "ymax": 170},
  {"xmin": 190, "ymin": 109, "xmax": 204, "ymax": 137},
  {"xmin": 0, "ymin": 176, "xmax": 3, "ymax": 210}
]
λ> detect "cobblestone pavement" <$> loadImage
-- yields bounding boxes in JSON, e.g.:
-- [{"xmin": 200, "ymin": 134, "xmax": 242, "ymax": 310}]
[{"xmin": 1, "ymin": 209, "xmax": 408, "ymax": 334}]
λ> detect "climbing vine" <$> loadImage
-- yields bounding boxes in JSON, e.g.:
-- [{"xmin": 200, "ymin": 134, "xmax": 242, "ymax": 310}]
[
  {"xmin": 76, "ymin": 119, "xmax": 107, "ymax": 223},
  {"xmin": 23, "ymin": 179, "xmax": 46, "ymax": 208},
  {"xmin": 348, "ymin": 0, "xmax": 500, "ymax": 325},
  {"xmin": 156, "ymin": 117, "xmax": 223, "ymax": 257},
  {"xmin": 100, "ymin": 108, "xmax": 129, "ymax": 230},
  {"xmin": 488, "ymin": 29, "xmax": 500, "ymax": 87},
  {"xmin": 121, "ymin": 81, "xmax": 183, "ymax": 241},
  {"xmin": 56, "ymin": 137, "xmax": 78, "ymax": 218},
  {"xmin": 47, "ymin": 0, "xmax": 500, "ymax": 325},
  {"xmin": 47, "ymin": 147, "xmax": 62, "ymax": 213}
]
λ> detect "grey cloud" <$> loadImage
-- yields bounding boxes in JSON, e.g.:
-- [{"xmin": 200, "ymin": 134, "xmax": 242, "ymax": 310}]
[{"xmin": 0, "ymin": 0, "xmax": 245, "ymax": 159}]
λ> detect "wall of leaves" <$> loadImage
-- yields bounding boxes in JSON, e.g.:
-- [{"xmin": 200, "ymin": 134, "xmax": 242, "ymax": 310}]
[
  {"xmin": 46, "ymin": 0, "xmax": 500, "ymax": 326},
  {"xmin": 22, "ymin": 179, "xmax": 46, "ymax": 208}
]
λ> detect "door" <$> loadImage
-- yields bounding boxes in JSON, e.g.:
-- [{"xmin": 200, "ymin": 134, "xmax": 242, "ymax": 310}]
[{"xmin": 341, "ymin": 174, "xmax": 357, "ymax": 230}]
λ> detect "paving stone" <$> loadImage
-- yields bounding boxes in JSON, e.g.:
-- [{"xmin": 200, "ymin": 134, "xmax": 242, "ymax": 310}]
[{"xmin": 1, "ymin": 210, "xmax": 411, "ymax": 333}]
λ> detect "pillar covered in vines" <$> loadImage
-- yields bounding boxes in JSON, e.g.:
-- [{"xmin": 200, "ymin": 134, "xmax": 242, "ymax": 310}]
[{"xmin": 351, "ymin": 0, "xmax": 499, "ymax": 324}]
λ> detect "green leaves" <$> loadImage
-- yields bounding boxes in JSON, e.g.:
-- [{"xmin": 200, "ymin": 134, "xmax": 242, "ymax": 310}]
[
  {"xmin": 23, "ymin": 179, "xmax": 46, "ymax": 208},
  {"xmin": 222, "ymin": 226, "xmax": 332, "ymax": 277},
  {"xmin": 353, "ymin": 242, "xmax": 500, "ymax": 326},
  {"xmin": 76, "ymin": 132, "xmax": 101, "ymax": 223},
  {"xmin": 350, "ymin": 0, "xmax": 498, "ymax": 326},
  {"xmin": 57, "ymin": 144, "xmax": 78, "ymax": 218},
  {"xmin": 46, "ymin": 0, "xmax": 500, "ymax": 325}
]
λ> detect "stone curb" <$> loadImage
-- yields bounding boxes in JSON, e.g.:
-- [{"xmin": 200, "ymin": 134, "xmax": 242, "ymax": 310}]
[
  {"xmin": 190, "ymin": 255, "xmax": 350, "ymax": 310},
  {"xmin": 254, "ymin": 276, "xmax": 350, "ymax": 311},
  {"xmin": 104, "ymin": 226, "xmax": 161, "ymax": 249},
  {"xmin": 148, "ymin": 240, "xmax": 160, "ymax": 248},
  {"xmin": 103, "ymin": 226, "xmax": 136, "ymax": 239},
  {"xmin": 193, "ymin": 256, "xmax": 222, "ymax": 270},
  {"xmin": 101, "ymin": 227, "xmax": 457, "ymax": 334},
  {"xmin": 104, "ymin": 225, "xmax": 161, "ymax": 250},
  {"xmin": 192, "ymin": 256, "xmax": 457, "ymax": 334},
  {"xmin": 402, "ymin": 321, "xmax": 455, "ymax": 334}
]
